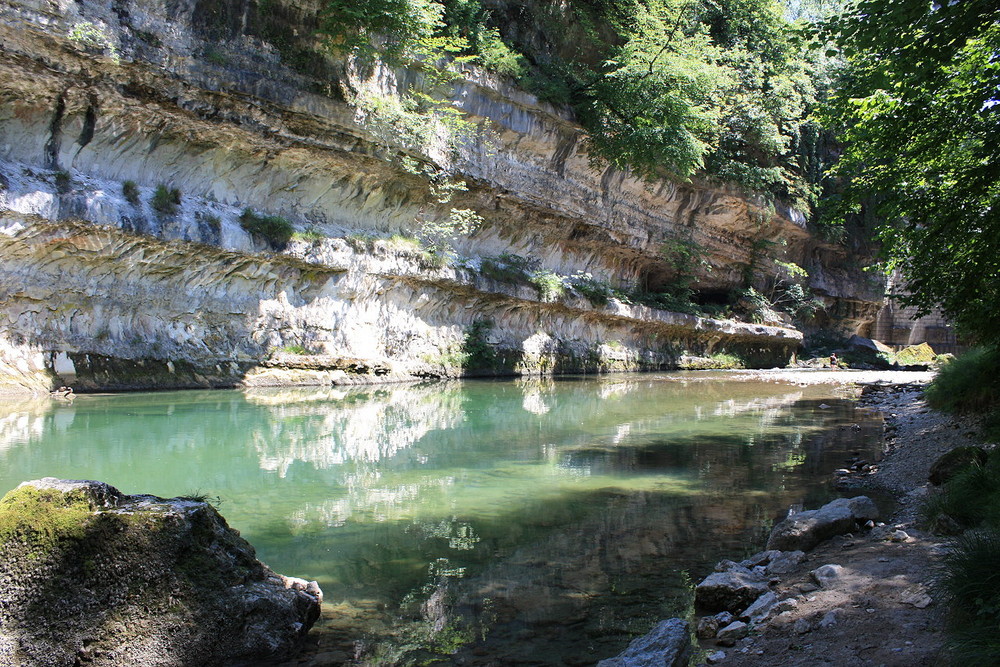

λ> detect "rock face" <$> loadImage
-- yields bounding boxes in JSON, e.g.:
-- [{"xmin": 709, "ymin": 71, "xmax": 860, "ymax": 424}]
[
  {"xmin": 0, "ymin": 478, "xmax": 322, "ymax": 667},
  {"xmin": 596, "ymin": 618, "xmax": 693, "ymax": 667},
  {"xmin": 0, "ymin": 0, "xmax": 882, "ymax": 393},
  {"xmin": 766, "ymin": 496, "xmax": 879, "ymax": 552}
]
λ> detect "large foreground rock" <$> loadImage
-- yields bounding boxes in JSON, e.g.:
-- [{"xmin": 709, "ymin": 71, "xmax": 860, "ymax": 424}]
[
  {"xmin": 766, "ymin": 496, "xmax": 879, "ymax": 551},
  {"xmin": 0, "ymin": 478, "xmax": 322, "ymax": 667},
  {"xmin": 597, "ymin": 618, "xmax": 693, "ymax": 667}
]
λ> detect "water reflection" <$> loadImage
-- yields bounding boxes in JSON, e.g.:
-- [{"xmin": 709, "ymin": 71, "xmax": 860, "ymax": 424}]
[
  {"xmin": 244, "ymin": 384, "xmax": 467, "ymax": 475},
  {"xmin": 0, "ymin": 375, "xmax": 883, "ymax": 665}
]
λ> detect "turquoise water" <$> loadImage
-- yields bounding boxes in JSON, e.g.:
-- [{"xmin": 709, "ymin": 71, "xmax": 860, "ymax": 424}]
[{"xmin": 0, "ymin": 374, "xmax": 882, "ymax": 665}]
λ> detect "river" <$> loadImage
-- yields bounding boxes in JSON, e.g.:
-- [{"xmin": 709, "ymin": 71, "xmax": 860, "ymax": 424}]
[{"xmin": 0, "ymin": 373, "xmax": 884, "ymax": 665}]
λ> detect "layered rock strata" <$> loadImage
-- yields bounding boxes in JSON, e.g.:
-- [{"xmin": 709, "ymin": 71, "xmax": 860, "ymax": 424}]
[{"xmin": 0, "ymin": 0, "xmax": 879, "ymax": 393}]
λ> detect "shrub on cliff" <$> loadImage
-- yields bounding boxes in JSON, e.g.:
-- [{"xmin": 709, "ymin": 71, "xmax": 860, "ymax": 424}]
[
  {"xmin": 151, "ymin": 184, "xmax": 181, "ymax": 215},
  {"xmin": 122, "ymin": 180, "xmax": 140, "ymax": 205},
  {"xmin": 240, "ymin": 209, "xmax": 295, "ymax": 249}
]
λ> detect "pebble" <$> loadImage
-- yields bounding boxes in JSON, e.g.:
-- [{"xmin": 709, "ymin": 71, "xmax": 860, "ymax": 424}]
[
  {"xmin": 900, "ymin": 588, "xmax": 933, "ymax": 608},
  {"xmin": 793, "ymin": 618, "xmax": 812, "ymax": 634},
  {"xmin": 889, "ymin": 530, "xmax": 910, "ymax": 542},
  {"xmin": 772, "ymin": 597, "xmax": 798, "ymax": 614},
  {"xmin": 797, "ymin": 582, "xmax": 818, "ymax": 593},
  {"xmin": 811, "ymin": 564, "xmax": 845, "ymax": 588},
  {"xmin": 706, "ymin": 650, "xmax": 726, "ymax": 664},
  {"xmin": 819, "ymin": 610, "xmax": 838, "ymax": 628}
]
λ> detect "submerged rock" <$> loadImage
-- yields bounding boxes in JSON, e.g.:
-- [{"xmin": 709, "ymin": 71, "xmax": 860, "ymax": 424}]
[
  {"xmin": 766, "ymin": 496, "xmax": 879, "ymax": 551},
  {"xmin": 0, "ymin": 478, "xmax": 322, "ymax": 667},
  {"xmin": 597, "ymin": 618, "xmax": 693, "ymax": 667}
]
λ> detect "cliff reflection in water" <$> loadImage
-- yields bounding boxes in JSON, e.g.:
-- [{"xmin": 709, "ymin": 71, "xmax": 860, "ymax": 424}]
[{"xmin": 0, "ymin": 375, "xmax": 882, "ymax": 665}]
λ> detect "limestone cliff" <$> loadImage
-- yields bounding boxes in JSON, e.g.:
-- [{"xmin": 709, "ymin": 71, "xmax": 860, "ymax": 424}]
[{"xmin": 0, "ymin": 0, "xmax": 880, "ymax": 393}]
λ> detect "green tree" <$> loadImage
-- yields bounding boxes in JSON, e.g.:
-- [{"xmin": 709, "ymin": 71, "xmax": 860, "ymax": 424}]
[
  {"xmin": 822, "ymin": 0, "xmax": 1000, "ymax": 344},
  {"xmin": 574, "ymin": 0, "xmax": 734, "ymax": 181},
  {"xmin": 316, "ymin": 0, "xmax": 829, "ymax": 207}
]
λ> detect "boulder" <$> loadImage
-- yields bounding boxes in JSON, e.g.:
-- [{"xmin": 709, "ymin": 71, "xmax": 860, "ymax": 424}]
[
  {"xmin": 929, "ymin": 446, "xmax": 988, "ymax": 486},
  {"xmin": 739, "ymin": 550, "xmax": 782, "ymax": 568},
  {"xmin": 695, "ymin": 566, "xmax": 770, "ymax": 613},
  {"xmin": 597, "ymin": 618, "xmax": 692, "ymax": 667},
  {"xmin": 766, "ymin": 496, "xmax": 879, "ymax": 551},
  {"xmin": 735, "ymin": 549, "xmax": 804, "ymax": 575},
  {"xmin": 847, "ymin": 335, "xmax": 893, "ymax": 354},
  {"xmin": 0, "ymin": 478, "xmax": 322, "ymax": 667},
  {"xmin": 765, "ymin": 550, "xmax": 806, "ymax": 574},
  {"xmin": 895, "ymin": 342, "xmax": 937, "ymax": 368}
]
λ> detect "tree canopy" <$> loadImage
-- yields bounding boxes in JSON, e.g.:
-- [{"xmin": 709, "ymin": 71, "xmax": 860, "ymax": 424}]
[
  {"xmin": 317, "ymin": 0, "xmax": 831, "ymax": 211},
  {"xmin": 822, "ymin": 0, "xmax": 1000, "ymax": 345}
]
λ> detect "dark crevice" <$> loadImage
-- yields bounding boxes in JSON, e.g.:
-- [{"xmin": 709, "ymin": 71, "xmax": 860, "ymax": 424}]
[
  {"xmin": 77, "ymin": 95, "xmax": 98, "ymax": 149},
  {"xmin": 44, "ymin": 93, "xmax": 66, "ymax": 169}
]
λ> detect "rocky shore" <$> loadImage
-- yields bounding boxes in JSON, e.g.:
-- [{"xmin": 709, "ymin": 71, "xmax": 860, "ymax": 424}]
[{"xmin": 601, "ymin": 371, "xmax": 979, "ymax": 667}]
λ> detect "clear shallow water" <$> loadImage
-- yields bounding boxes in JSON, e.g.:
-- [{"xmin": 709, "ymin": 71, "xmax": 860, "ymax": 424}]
[{"xmin": 0, "ymin": 374, "xmax": 882, "ymax": 665}]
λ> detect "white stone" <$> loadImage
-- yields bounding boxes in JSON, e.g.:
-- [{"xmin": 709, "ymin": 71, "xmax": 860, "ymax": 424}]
[{"xmin": 811, "ymin": 564, "xmax": 845, "ymax": 588}]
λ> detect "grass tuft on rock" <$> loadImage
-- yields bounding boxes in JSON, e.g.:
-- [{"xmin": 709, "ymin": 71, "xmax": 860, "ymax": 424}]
[
  {"xmin": 923, "ymin": 436, "xmax": 1000, "ymax": 664},
  {"xmin": 239, "ymin": 209, "xmax": 294, "ymax": 249},
  {"xmin": 122, "ymin": 180, "xmax": 140, "ymax": 205},
  {"xmin": 151, "ymin": 184, "xmax": 181, "ymax": 215},
  {"xmin": 923, "ymin": 451, "xmax": 1000, "ymax": 531}
]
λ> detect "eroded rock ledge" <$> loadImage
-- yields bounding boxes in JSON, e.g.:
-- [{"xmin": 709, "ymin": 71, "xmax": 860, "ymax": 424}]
[
  {"xmin": 0, "ymin": 478, "xmax": 322, "ymax": 667},
  {"xmin": 0, "ymin": 0, "xmax": 876, "ymax": 393}
]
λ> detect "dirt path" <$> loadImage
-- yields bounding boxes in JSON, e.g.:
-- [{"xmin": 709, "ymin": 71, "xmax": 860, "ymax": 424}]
[{"xmin": 696, "ymin": 380, "xmax": 981, "ymax": 667}]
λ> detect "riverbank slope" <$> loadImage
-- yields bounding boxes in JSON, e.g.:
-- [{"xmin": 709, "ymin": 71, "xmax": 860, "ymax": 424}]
[{"xmin": 695, "ymin": 374, "xmax": 981, "ymax": 666}]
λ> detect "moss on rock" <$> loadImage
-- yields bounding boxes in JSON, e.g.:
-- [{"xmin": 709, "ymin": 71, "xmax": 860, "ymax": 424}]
[{"xmin": 0, "ymin": 478, "xmax": 321, "ymax": 667}]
